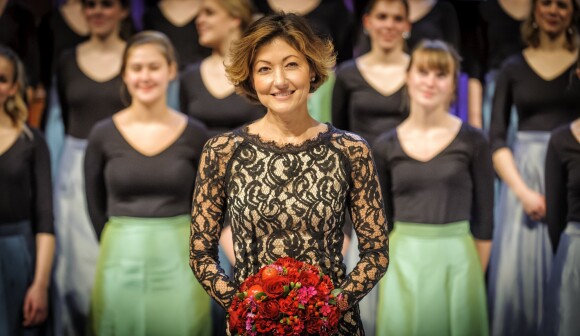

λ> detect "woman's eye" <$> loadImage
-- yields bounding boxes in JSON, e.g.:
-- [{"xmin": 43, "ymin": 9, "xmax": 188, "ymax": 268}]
[
  {"xmin": 286, "ymin": 62, "xmax": 299, "ymax": 68},
  {"xmin": 257, "ymin": 67, "xmax": 270, "ymax": 73}
]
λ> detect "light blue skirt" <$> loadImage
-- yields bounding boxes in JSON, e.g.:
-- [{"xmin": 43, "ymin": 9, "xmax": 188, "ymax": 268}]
[
  {"xmin": 0, "ymin": 221, "xmax": 37, "ymax": 336},
  {"xmin": 53, "ymin": 136, "xmax": 100, "ymax": 336},
  {"xmin": 540, "ymin": 222, "xmax": 580, "ymax": 336},
  {"xmin": 488, "ymin": 131, "xmax": 553, "ymax": 336}
]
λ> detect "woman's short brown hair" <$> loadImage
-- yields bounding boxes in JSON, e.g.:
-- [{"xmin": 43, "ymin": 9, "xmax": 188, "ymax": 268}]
[
  {"xmin": 521, "ymin": 0, "xmax": 580, "ymax": 51},
  {"xmin": 225, "ymin": 13, "xmax": 336, "ymax": 104}
]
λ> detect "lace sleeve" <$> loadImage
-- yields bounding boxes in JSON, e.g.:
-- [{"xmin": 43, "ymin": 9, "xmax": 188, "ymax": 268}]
[
  {"xmin": 190, "ymin": 135, "xmax": 239, "ymax": 309},
  {"xmin": 338, "ymin": 134, "xmax": 390, "ymax": 310}
]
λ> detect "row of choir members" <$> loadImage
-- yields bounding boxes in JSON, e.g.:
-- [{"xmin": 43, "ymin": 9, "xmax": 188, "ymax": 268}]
[{"xmin": 0, "ymin": 0, "xmax": 534, "ymax": 129}]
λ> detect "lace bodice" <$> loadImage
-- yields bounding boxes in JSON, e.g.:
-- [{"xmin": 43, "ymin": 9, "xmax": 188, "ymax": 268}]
[{"xmin": 190, "ymin": 124, "xmax": 389, "ymax": 334}]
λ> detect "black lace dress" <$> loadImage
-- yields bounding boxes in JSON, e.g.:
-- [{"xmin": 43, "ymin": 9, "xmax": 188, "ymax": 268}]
[{"xmin": 189, "ymin": 123, "xmax": 389, "ymax": 335}]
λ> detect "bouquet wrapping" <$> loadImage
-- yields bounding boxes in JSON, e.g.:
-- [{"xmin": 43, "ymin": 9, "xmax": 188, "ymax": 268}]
[{"xmin": 228, "ymin": 257, "xmax": 343, "ymax": 335}]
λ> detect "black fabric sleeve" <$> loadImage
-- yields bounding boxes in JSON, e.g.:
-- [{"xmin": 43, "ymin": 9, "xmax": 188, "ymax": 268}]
[
  {"xmin": 56, "ymin": 54, "xmax": 69, "ymax": 134},
  {"xmin": 190, "ymin": 135, "xmax": 239, "ymax": 309},
  {"xmin": 18, "ymin": 7, "xmax": 40, "ymax": 87},
  {"xmin": 331, "ymin": 69, "xmax": 350, "ymax": 130},
  {"xmin": 37, "ymin": 12, "xmax": 54, "ymax": 89},
  {"xmin": 488, "ymin": 61, "xmax": 513, "ymax": 152},
  {"xmin": 84, "ymin": 123, "xmax": 109, "ymax": 240},
  {"xmin": 338, "ymin": 135, "xmax": 389, "ymax": 311},
  {"xmin": 469, "ymin": 129, "xmax": 494, "ymax": 239},
  {"xmin": 31, "ymin": 129, "xmax": 54, "ymax": 234},
  {"xmin": 545, "ymin": 134, "xmax": 568, "ymax": 252},
  {"xmin": 372, "ymin": 134, "xmax": 394, "ymax": 231},
  {"xmin": 332, "ymin": 2, "xmax": 354, "ymax": 64},
  {"xmin": 442, "ymin": 2, "xmax": 460, "ymax": 52}
]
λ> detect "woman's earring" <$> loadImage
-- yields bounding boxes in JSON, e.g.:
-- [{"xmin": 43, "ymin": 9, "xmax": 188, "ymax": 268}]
[
  {"xmin": 311, "ymin": 76, "xmax": 316, "ymax": 82},
  {"xmin": 402, "ymin": 31, "xmax": 410, "ymax": 39},
  {"xmin": 568, "ymin": 26, "xmax": 574, "ymax": 35},
  {"xmin": 532, "ymin": 21, "xmax": 538, "ymax": 29}
]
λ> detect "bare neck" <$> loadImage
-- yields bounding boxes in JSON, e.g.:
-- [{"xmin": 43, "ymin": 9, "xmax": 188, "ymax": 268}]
[
  {"xmin": 365, "ymin": 45, "xmax": 407, "ymax": 65},
  {"xmin": 406, "ymin": 102, "xmax": 451, "ymax": 130},
  {"xmin": 127, "ymin": 99, "xmax": 171, "ymax": 123}
]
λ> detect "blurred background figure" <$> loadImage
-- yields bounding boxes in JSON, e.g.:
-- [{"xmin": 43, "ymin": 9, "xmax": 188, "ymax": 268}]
[
  {"xmin": 487, "ymin": 0, "xmax": 579, "ymax": 334},
  {"xmin": 374, "ymin": 40, "xmax": 492, "ymax": 336},
  {"xmin": 52, "ymin": 0, "xmax": 129, "ymax": 334},
  {"xmin": 0, "ymin": 45, "xmax": 55, "ymax": 336},
  {"xmin": 85, "ymin": 31, "xmax": 210, "ymax": 336},
  {"xmin": 541, "ymin": 64, "xmax": 580, "ymax": 336},
  {"xmin": 332, "ymin": 1, "xmax": 410, "ymax": 334}
]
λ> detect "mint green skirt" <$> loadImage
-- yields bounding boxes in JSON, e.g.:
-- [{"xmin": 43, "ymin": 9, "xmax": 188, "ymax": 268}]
[
  {"xmin": 90, "ymin": 215, "xmax": 211, "ymax": 336},
  {"xmin": 376, "ymin": 221, "xmax": 488, "ymax": 336}
]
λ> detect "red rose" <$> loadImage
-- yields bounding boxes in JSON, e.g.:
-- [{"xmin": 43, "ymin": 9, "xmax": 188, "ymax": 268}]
[
  {"xmin": 255, "ymin": 318, "xmax": 275, "ymax": 333},
  {"xmin": 277, "ymin": 257, "xmax": 303, "ymax": 270},
  {"xmin": 298, "ymin": 270, "xmax": 321, "ymax": 288},
  {"xmin": 259, "ymin": 300, "xmax": 280, "ymax": 319},
  {"xmin": 306, "ymin": 318, "xmax": 324, "ymax": 334},
  {"xmin": 262, "ymin": 277, "xmax": 288, "ymax": 298},
  {"xmin": 279, "ymin": 297, "xmax": 299, "ymax": 315}
]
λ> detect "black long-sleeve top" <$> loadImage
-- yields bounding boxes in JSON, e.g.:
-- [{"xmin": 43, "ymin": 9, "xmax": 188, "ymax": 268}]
[
  {"xmin": 0, "ymin": 2, "xmax": 40, "ymax": 86},
  {"xmin": 332, "ymin": 60, "xmax": 408, "ymax": 145},
  {"xmin": 0, "ymin": 128, "xmax": 54, "ymax": 234},
  {"xmin": 84, "ymin": 118, "xmax": 208, "ymax": 239},
  {"xmin": 179, "ymin": 63, "xmax": 265, "ymax": 137},
  {"xmin": 479, "ymin": 0, "xmax": 525, "ymax": 73},
  {"xmin": 254, "ymin": 0, "xmax": 354, "ymax": 64},
  {"xmin": 489, "ymin": 55, "xmax": 578, "ymax": 152},
  {"xmin": 545, "ymin": 124, "xmax": 580, "ymax": 251},
  {"xmin": 373, "ymin": 123, "xmax": 494, "ymax": 239},
  {"xmin": 407, "ymin": 1, "xmax": 460, "ymax": 53},
  {"xmin": 56, "ymin": 49, "xmax": 126, "ymax": 139},
  {"xmin": 38, "ymin": 9, "xmax": 89, "ymax": 90},
  {"xmin": 142, "ymin": 5, "xmax": 211, "ymax": 72},
  {"xmin": 189, "ymin": 124, "xmax": 389, "ymax": 334}
]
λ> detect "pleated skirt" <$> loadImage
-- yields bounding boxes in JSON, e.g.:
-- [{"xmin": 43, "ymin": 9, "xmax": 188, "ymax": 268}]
[
  {"xmin": 90, "ymin": 215, "xmax": 211, "ymax": 336},
  {"xmin": 540, "ymin": 222, "xmax": 580, "ymax": 336},
  {"xmin": 53, "ymin": 136, "xmax": 100, "ymax": 335},
  {"xmin": 0, "ymin": 221, "xmax": 38, "ymax": 336},
  {"xmin": 488, "ymin": 131, "xmax": 553, "ymax": 336},
  {"xmin": 376, "ymin": 221, "xmax": 488, "ymax": 336}
]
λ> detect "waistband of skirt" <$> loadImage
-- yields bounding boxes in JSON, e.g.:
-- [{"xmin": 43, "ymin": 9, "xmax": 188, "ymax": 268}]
[
  {"xmin": 515, "ymin": 131, "xmax": 551, "ymax": 143},
  {"xmin": 108, "ymin": 214, "xmax": 190, "ymax": 228},
  {"xmin": 0, "ymin": 220, "xmax": 32, "ymax": 237},
  {"xmin": 393, "ymin": 220, "xmax": 470, "ymax": 237},
  {"xmin": 64, "ymin": 135, "xmax": 88, "ymax": 149},
  {"xmin": 565, "ymin": 221, "xmax": 580, "ymax": 235}
]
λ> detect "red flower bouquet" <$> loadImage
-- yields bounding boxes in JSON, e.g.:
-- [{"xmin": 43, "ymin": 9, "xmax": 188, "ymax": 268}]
[{"xmin": 228, "ymin": 257, "xmax": 343, "ymax": 336}]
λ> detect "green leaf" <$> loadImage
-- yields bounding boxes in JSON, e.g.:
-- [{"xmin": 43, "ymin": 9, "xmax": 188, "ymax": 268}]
[
  {"xmin": 298, "ymin": 304, "xmax": 305, "ymax": 309},
  {"xmin": 237, "ymin": 292, "xmax": 247, "ymax": 300},
  {"xmin": 255, "ymin": 292, "xmax": 267, "ymax": 301},
  {"xmin": 331, "ymin": 288, "xmax": 343, "ymax": 297}
]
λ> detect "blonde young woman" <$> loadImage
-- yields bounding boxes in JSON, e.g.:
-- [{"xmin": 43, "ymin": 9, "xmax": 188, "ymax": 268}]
[
  {"xmin": 0, "ymin": 45, "xmax": 55, "ymax": 335},
  {"xmin": 374, "ymin": 40, "xmax": 493, "ymax": 336},
  {"xmin": 85, "ymin": 31, "xmax": 210, "ymax": 335}
]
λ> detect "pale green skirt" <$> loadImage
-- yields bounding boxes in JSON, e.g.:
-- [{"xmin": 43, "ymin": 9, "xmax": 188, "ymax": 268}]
[
  {"xmin": 91, "ymin": 215, "xmax": 211, "ymax": 336},
  {"xmin": 376, "ymin": 221, "xmax": 488, "ymax": 336}
]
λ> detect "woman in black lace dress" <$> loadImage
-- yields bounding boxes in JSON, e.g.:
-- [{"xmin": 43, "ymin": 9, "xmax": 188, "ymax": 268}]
[{"xmin": 189, "ymin": 13, "xmax": 389, "ymax": 335}]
